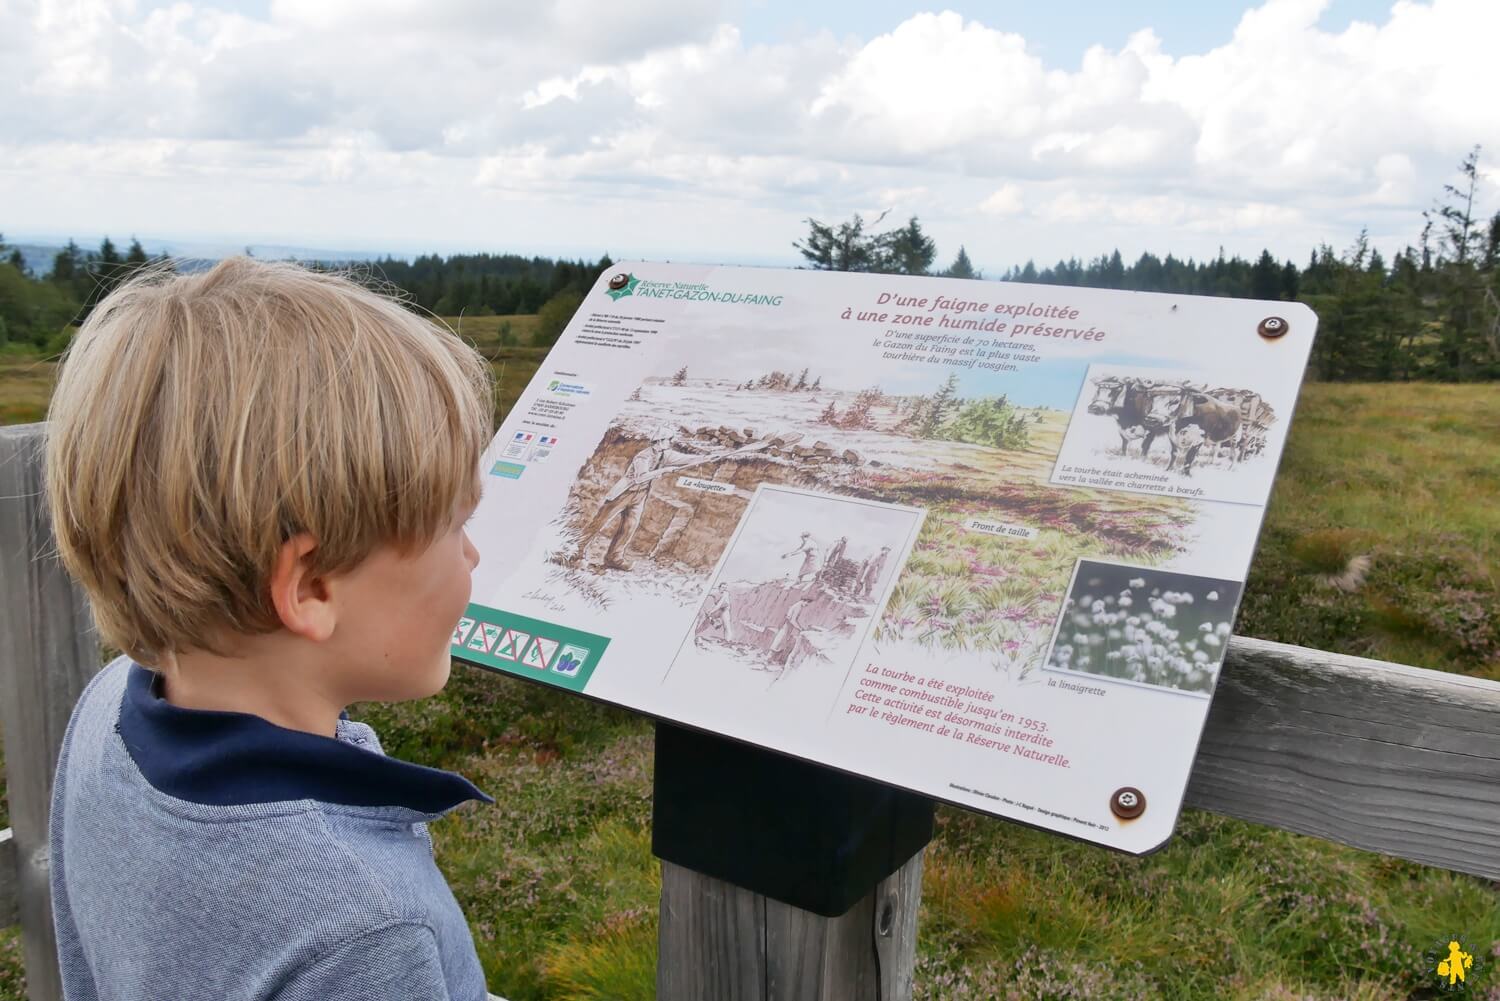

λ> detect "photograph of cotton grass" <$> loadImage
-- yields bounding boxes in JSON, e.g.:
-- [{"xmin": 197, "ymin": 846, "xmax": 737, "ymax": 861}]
[{"xmin": 1044, "ymin": 560, "xmax": 1243, "ymax": 696}]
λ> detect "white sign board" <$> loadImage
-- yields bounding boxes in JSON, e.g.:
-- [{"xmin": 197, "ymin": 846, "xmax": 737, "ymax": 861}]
[{"xmin": 458, "ymin": 263, "xmax": 1316, "ymax": 854}]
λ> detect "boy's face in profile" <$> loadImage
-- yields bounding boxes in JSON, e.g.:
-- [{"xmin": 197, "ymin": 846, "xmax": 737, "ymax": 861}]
[{"xmin": 324, "ymin": 501, "xmax": 482, "ymax": 704}]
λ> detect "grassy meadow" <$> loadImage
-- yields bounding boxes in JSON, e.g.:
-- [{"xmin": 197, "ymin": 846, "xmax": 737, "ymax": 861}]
[{"xmin": 0, "ymin": 341, "xmax": 1497, "ymax": 999}]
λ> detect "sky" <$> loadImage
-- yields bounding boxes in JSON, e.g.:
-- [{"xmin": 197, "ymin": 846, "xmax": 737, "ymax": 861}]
[{"xmin": 3, "ymin": 0, "xmax": 1498, "ymax": 273}]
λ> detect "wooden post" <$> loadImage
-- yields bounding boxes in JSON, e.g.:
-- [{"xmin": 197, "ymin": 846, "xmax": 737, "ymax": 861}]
[
  {"xmin": 1, "ymin": 829, "xmax": 18, "ymax": 927},
  {"xmin": 658, "ymin": 851, "xmax": 923, "ymax": 1001},
  {"xmin": 651, "ymin": 721, "xmax": 931, "ymax": 1001},
  {"xmin": 0, "ymin": 424, "xmax": 101, "ymax": 1001}
]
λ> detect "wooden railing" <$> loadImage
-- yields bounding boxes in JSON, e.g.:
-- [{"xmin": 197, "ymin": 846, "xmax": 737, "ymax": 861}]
[{"xmin": 4, "ymin": 420, "xmax": 1499, "ymax": 1000}]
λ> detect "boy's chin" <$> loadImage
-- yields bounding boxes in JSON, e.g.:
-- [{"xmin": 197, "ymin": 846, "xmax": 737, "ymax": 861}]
[
  {"xmin": 409, "ymin": 654, "xmax": 453, "ymax": 700},
  {"xmin": 367, "ymin": 654, "xmax": 453, "ymax": 703}
]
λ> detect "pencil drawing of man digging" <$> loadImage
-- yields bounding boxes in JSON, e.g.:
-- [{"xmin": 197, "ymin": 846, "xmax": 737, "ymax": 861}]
[
  {"xmin": 781, "ymin": 531, "xmax": 821, "ymax": 583},
  {"xmin": 568, "ymin": 425, "xmax": 793, "ymax": 572}
]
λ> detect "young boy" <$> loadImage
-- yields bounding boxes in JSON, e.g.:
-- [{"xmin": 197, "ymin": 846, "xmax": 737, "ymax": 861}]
[{"xmin": 44, "ymin": 257, "xmax": 497, "ymax": 999}]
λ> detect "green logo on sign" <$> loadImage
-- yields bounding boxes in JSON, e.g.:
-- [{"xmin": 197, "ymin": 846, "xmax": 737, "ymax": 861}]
[
  {"xmin": 606, "ymin": 272, "xmax": 638, "ymax": 301},
  {"xmin": 490, "ymin": 461, "xmax": 525, "ymax": 479}
]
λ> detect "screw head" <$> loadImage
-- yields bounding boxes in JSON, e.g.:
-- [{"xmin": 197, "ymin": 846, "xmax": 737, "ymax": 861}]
[
  {"xmin": 608, "ymin": 272, "xmax": 631, "ymax": 290},
  {"xmin": 1110, "ymin": 786, "xmax": 1146, "ymax": 820},
  {"xmin": 1257, "ymin": 316, "xmax": 1289, "ymax": 339}
]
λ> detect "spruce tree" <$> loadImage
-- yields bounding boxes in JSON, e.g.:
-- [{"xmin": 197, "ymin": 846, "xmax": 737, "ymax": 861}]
[
  {"xmin": 944, "ymin": 246, "xmax": 979, "ymax": 279},
  {"xmin": 920, "ymin": 375, "xmax": 959, "ymax": 439}
]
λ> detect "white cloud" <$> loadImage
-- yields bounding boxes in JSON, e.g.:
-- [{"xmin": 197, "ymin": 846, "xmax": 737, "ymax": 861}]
[
  {"xmin": 980, "ymin": 185, "xmax": 1025, "ymax": 217},
  {"xmin": 2, "ymin": 0, "xmax": 1498, "ymax": 269}
]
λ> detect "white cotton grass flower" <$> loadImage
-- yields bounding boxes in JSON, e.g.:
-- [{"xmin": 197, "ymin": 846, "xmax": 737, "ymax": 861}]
[{"xmin": 1054, "ymin": 576, "xmax": 1229, "ymax": 695}]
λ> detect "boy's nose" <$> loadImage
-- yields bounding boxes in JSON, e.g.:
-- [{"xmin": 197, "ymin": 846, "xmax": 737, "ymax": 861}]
[{"xmin": 463, "ymin": 530, "xmax": 480, "ymax": 570}]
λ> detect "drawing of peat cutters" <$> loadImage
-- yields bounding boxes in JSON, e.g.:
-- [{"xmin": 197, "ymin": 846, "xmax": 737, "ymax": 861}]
[
  {"xmin": 663, "ymin": 484, "xmax": 925, "ymax": 706},
  {"xmin": 1052, "ymin": 363, "xmax": 1289, "ymax": 506}
]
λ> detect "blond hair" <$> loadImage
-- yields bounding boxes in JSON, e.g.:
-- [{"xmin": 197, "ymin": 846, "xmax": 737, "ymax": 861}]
[{"xmin": 45, "ymin": 257, "xmax": 494, "ymax": 665}]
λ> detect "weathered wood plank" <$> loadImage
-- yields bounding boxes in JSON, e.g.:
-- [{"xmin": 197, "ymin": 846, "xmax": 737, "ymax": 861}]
[
  {"xmin": 763, "ymin": 888, "xmax": 877, "ymax": 998},
  {"xmin": 1, "ymin": 829, "xmax": 17, "ymax": 928},
  {"xmin": 658, "ymin": 860, "xmax": 766, "ymax": 1001},
  {"xmin": 873, "ymin": 850, "xmax": 923, "ymax": 1001},
  {"xmin": 659, "ymin": 851, "xmax": 924, "ymax": 1001},
  {"xmin": 0, "ymin": 424, "xmax": 101, "ymax": 1001},
  {"xmin": 1189, "ymin": 635, "xmax": 1500, "ymax": 879}
]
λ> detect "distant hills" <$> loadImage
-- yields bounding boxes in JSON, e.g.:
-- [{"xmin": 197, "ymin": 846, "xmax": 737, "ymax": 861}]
[{"xmin": 8, "ymin": 237, "xmax": 391, "ymax": 279}]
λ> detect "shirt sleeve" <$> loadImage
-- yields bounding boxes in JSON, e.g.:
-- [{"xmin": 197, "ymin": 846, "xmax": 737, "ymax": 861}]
[
  {"xmin": 50, "ymin": 671, "xmax": 101, "ymax": 1001},
  {"xmin": 274, "ymin": 922, "xmax": 454, "ymax": 1001}
]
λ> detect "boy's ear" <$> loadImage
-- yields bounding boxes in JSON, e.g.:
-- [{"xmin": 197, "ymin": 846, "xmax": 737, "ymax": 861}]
[{"xmin": 269, "ymin": 533, "xmax": 337, "ymax": 642}]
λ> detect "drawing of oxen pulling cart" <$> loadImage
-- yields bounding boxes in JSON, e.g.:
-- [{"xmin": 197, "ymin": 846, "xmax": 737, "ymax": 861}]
[{"xmin": 1086, "ymin": 376, "xmax": 1276, "ymax": 477}]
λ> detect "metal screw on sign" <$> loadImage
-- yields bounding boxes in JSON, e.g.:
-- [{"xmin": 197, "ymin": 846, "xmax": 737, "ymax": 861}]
[
  {"xmin": 1110, "ymin": 786, "xmax": 1146, "ymax": 820},
  {"xmin": 608, "ymin": 273, "xmax": 631, "ymax": 291},
  {"xmin": 1258, "ymin": 316, "xmax": 1289, "ymax": 339}
]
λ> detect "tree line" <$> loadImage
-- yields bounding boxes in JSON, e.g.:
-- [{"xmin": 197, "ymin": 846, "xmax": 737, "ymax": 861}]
[
  {"xmin": 4, "ymin": 148, "xmax": 1496, "ymax": 378},
  {"xmin": 0, "ymin": 238, "xmax": 612, "ymax": 351},
  {"xmin": 0, "ymin": 236, "xmax": 163, "ymax": 350},
  {"xmin": 795, "ymin": 149, "xmax": 1500, "ymax": 381}
]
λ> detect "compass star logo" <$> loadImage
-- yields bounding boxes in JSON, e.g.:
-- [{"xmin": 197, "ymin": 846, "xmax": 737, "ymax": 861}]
[{"xmin": 606, "ymin": 272, "xmax": 638, "ymax": 301}]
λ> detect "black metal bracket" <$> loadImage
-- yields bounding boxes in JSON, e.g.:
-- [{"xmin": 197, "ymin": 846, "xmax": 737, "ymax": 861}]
[{"xmin": 651, "ymin": 721, "xmax": 935, "ymax": 917}]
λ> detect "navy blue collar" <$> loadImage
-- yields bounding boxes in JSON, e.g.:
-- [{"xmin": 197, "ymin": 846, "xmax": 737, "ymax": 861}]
[{"xmin": 118, "ymin": 662, "xmax": 492, "ymax": 813}]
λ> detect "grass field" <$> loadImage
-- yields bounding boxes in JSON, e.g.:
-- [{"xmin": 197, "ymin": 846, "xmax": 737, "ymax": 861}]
[{"xmin": 1, "ymin": 360, "xmax": 1497, "ymax": 998}]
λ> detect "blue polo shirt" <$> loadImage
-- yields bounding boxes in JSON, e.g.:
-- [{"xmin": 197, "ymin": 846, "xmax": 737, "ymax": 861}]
[{"xmin": 48, "ymin": 656, "xmax": 495, "ymax": 1000}]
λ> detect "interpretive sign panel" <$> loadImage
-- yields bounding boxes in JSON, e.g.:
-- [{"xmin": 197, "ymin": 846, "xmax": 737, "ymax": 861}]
[{"xmin": 457, "ymin": 262, "xmax": 1316, "ymax": 853}]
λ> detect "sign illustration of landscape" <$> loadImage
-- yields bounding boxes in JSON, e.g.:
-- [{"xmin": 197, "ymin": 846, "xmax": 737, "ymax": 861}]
[{"xmin": 457, "ymin": 262, "xmax": 1317, "ymax": 854}]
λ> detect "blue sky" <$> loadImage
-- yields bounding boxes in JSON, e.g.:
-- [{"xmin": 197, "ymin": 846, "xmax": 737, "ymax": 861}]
[
  {"xmin": 734, "ymin": 0, "xmax": 1394, "ymax": 60},
  {"xmin": 2, "ymin": 1, "xmax": 1495, "ymax": 271}
]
